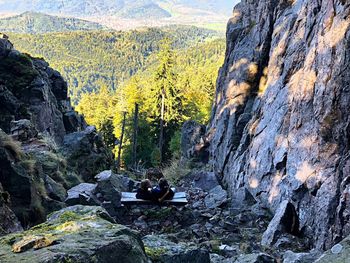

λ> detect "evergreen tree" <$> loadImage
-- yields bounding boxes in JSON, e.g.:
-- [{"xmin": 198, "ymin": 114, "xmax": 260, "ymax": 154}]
[{"xmin": 148, "ymin": 39, "xmax": 183, "ymax": 164}]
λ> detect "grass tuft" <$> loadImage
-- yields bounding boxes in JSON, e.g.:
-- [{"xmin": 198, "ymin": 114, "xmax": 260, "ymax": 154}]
[
  {"xmin": 0, "ymin": 131, "xmax": 23, "ymax": 160},
  {"xmin": 162, "ymin": 158, "xmax": 191, "ymax": 184}
]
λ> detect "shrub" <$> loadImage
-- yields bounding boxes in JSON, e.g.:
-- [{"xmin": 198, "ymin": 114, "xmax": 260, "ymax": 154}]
[{"xmin": 162, "ymin": 158, "xmax": 191, "ymax": 184}]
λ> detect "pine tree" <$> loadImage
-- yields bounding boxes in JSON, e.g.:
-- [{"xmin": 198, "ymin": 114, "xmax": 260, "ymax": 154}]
[{"xmin": 148, "ymin": 38, "xmax": 183, "ymax": 163}]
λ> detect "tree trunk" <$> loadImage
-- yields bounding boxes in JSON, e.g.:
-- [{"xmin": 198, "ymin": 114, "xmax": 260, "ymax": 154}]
[
  {"xmin": 117, "ymin": 112, "xmax": 127, "ymax": 172},
  {"xmin": 159, "ymin": 89, "xmax": 165, "ymax": 164},
  {"xmin": 132, "ymin": 103, "xmax": 139, "ymax": 168}
]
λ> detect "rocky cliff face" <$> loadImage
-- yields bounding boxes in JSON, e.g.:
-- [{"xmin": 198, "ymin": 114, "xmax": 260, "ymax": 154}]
[
  {"xmin": 0, "ymin": 35, "xmax": 113, "ymax": 231},
  {"xmin": 209, "ymin": 0, "xmax": 350, "ymax": 250},
  {"xmin": 0, "ymin": 34, "xmax": 85, "ymax": 143}
]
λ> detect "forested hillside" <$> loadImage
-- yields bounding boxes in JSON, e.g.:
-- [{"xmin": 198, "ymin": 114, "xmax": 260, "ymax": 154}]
[
  {"xmin": 76, "ymin": 38, "xmax": 225, "ymax": 167},
  {"xmin": 9, "ymin": 26, "xmax": 221, "ymax": 104},
  {"xmin": 0, "ymin": 12, "xmax": 106, "ymax": 33}
]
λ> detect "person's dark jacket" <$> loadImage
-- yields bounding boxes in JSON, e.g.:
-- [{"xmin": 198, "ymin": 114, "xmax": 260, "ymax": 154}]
[
  {"xmin": 151, "ymin": 186, "xmax": 174, "ymax": 201},
  {"xmin": 136, "ymin": 188, "xmax": 154, "ymax": 201}
]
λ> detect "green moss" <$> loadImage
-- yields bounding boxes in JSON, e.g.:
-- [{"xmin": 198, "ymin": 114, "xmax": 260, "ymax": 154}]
[
  {"xmin": 145, "ymin": 246, "xmax": 167, "ymax": 261},
  {"xmin": 28, "ymin": 222, "xmax": 56, "ymax": 233},
  {"xmin": 0, "ymin": 232, "xmax": 23, "ymax": 245},
  {"xmin": 59, "ymin": 211, "xmax": 81, "ymax": 223},
  {"xmin": 209, "ymin": 239, "xmax": 222, "ymax": 254}
]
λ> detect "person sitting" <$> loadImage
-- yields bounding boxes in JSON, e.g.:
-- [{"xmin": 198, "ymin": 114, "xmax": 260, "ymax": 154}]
[
  {"xmin": 136, "ymin": 179, "xmax": 154, "ymax": 200},
  {"xmin": 152, "ymin": 178, "xmax": 174, "ymax": 203}
]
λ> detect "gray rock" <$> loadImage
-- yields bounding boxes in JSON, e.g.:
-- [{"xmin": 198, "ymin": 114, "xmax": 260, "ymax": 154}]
[
  {"xmin": 315, "ymin": 234, "xmax": 350, "ymax": 262},
  {"xmin": 230, "ymin": 188, "xmax": 257, "ymax": 211},
  {"xmin": 204, "ymin": 185, "xmax": 228, "ymax": 209},
  {"xmin": 283, "ymin": 250, "xmax": 320, "ymax": 263},
  {"xmin": 0, "ymin": 183, "xmax": 23, "ymax": 236},
  {"xmin": 0, "ymin": 35, "xmax": 86, "ymax": 142},
  {"xmin": 208, "ymin": 0, "xmax": 350, "ymax": 250},
  {"xmin": 181, "ymin": 121, "xmax": 206, "ymax": 158},
  {"xmin": 62, "ymin": 127, "xmax": 113, "ymax": 181},
  {"xmin": 44, "ymin": 175, "xmax": 67, "ymax": 202},
  {"xmin": 10, "ymin": 119, "xmax": 38, "ymax": 142},
  {"xmin": 233, "ymin": 253, "xmax": 276, "ymax": 263},
  {"xmin": 143, "ymin": 234, "xmax": 210, "ymax": 263},
  {"xmin": 261, "ymin": 201, "xmax": 299, "ymax": 247},
  {"xmin": 192, "ymin": 171, "xmax": 220, "ymax": 191},
  {"xmin": 95, "ymin": 170, "xmax": 123, "ymax": 207},
  {"xmin": 0, "ymin": 205, "xmax": 148, "ymax": 263},
  {"xmin": 65, "ymin": 183, "xmax": 98, "ymax": 206}
]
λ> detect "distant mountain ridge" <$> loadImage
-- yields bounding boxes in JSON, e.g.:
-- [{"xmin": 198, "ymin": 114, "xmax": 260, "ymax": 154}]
[
  {"xmin": 0, "ymin": 0, "xmax": 235, "ymax": 18},
  {"xmin": 0, "ymin": 12, "xmax": 106, "ymax": 33}
]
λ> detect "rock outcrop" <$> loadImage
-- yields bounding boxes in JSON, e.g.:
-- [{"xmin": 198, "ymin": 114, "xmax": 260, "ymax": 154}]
[
  {"xmin": 0, "ymin": 35, "xmax": 113, "ymax": 231},
  {"xmin": 209, "ymin": 0, "xmax": 350, "ymax": 250},
  {"xmin": 62, "ymin": 126, "xmax": 113, "ymax": 181},
  {"xmin": 0, "ymin": 183, "xmax": 23, "ymax": 235},
  {"xmin": 181, "ymin": 121, "xmax": 208, "ymax": 162},
  {"xmin": 0, "ymin": 206, "xmax": 148, "ymax": 263},
  {"xmin": 0, "ymin": 34, "xmax": 85, "ymax": 143}
]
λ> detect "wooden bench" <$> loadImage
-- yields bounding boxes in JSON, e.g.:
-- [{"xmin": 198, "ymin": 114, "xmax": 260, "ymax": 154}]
[{"xmin": 121, "ymin": 191, "xmax": 188, "ymax": 206}]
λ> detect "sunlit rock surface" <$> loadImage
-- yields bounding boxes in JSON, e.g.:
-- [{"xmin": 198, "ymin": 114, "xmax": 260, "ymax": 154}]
[{"xmin": 209, "ymin": 0, "xmax": 350, "ymax": 249}]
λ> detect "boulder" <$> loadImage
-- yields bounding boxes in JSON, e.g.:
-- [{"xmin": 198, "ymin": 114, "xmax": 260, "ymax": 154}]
[
  {"xmin": 0, "ymin": 205, "xmax": 148, "ymax": 263},
  {"xmin": 0, "ymin": 35, "xmax": 88, "ymax": 143},
  {"xmin": 192, "ymin": 171, "xmax": 220, "ymax": 192},
  {"xmin": 44, "ymin": 175, "xmax": 67, "ymax": 202},
  {"xmin": 95, "ymin": 170, "xmax": 124, "ymax": 207},
  {"xmin": 233, "ymin": 253, "xmax": 276, "ymax": 263},
  {"xmin": 62, "ymin": 126, "xmax": 113, "ymax": 181},
  {"xmin": 65, "ymin": 183, "xmax": 98, "ymax": 206},
  {"xmin": 143, "ymin": 234, "xmax": 210, "ymax": 263},
  {"xmin": 261, "ymin": 201, "xmax": 299, "ymax": 247},
  {"xmin": 204, "ymin": 185, "xmax": 228, "ymax": 209}
]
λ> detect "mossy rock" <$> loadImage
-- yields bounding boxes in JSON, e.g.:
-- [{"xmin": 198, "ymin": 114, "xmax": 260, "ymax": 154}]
[
  {"xmin": 143, "ymin": 234, "xmax": 210, "ymax": 263},
  {"xmin": 0, "ymin": 205, "xmax": 148, "ymax": 263},
  {"xmin": 315, "ymin": 236, "xmax": 350, "ymax": 263}
]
